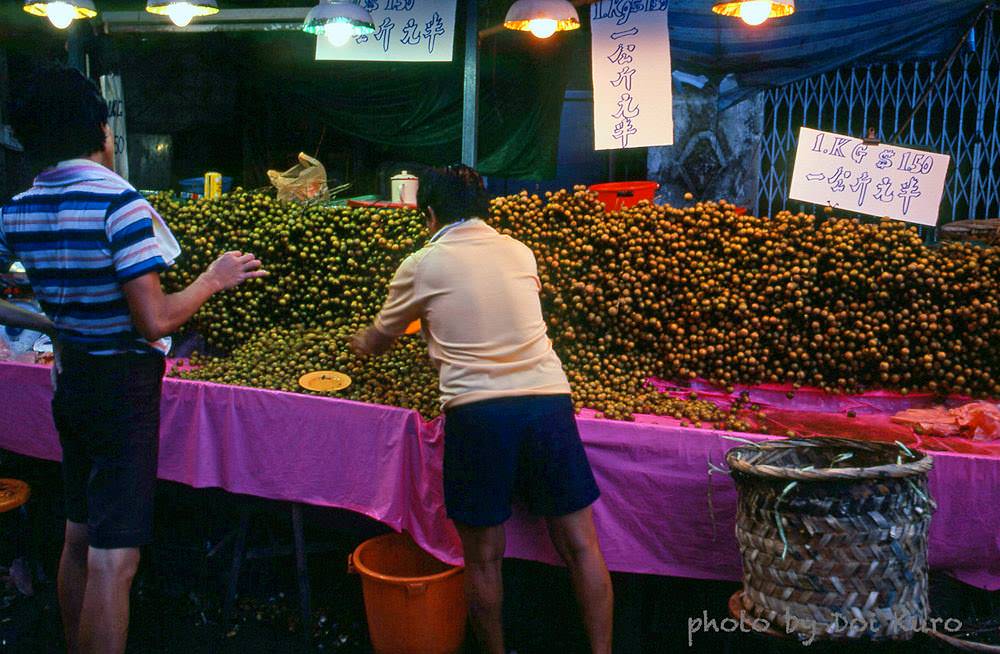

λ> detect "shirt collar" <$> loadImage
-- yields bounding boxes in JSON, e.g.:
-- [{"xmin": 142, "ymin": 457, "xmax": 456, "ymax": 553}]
[
  {"xmin": 429, "ymin": 218, "xmax": 490, "ymax": 244},
  {"xmin": 34, "ymin": 159, "xmax": 122, "ymax": 188}
]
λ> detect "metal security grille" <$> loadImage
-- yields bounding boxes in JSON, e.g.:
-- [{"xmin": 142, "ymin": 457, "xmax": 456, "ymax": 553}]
[{"xmin": 758, "ymin": 9, "xmax": 1000, "ymax": 226}]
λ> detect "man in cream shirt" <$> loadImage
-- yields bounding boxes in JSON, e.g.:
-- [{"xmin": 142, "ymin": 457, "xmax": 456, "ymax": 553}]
[{"xmin": 352, "ymin": 166, "xmax": 612, "ymax": 654}]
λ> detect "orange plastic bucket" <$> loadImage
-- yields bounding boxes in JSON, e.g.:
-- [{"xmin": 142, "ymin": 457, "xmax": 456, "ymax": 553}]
[
  {"xmin": 589, "ymin": 181, "xmax": 659, "ymax": 212},
  {"xmin": 349, "ymin": 533, "xmax": 467, "ymax": 654}
]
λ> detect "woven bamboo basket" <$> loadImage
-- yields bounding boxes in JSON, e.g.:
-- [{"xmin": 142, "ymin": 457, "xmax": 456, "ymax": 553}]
[{"xmin": 726, "ymin": 438, "xmax": 936, "ymax": 643}]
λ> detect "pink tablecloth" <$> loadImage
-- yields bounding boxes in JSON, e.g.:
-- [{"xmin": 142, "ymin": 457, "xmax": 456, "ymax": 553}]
[{"xmin": 0, "ymin": 361, "xmax": 998, "ymax": 591}]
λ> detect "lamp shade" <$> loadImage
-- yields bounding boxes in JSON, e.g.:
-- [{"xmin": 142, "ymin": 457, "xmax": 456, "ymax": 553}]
[
  {"xmin": 504, "ymin": 0, "xmax": 580, "ymax": 38},
  {"xmin": 23, "ymin": 0, "xmax": 97, "ymax": 29},
  {"xmin": 712, "ymin": 0, "xmax": 795, "ymax": 26},
  {"xmin": 146, "ymin": 1, "xmax": 220, "ymax": 27},
  {"xmin": 303, "ymin": 0, "xmax": 376, "ymax": 37}
]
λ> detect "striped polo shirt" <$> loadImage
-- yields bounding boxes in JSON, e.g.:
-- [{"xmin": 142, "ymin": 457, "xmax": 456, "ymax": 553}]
[{"xmin": 0, "ymin": 159, "xmax": 174, "ymax": 356}]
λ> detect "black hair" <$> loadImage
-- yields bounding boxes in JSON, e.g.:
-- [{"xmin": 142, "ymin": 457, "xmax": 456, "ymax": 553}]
[
  {"xmin": 8, "ymin": 66, "xmax": 109, "ymax": 171},
  {"xmin": 417, "ymin": 164, "xmax": 490, "ymax": 225}
]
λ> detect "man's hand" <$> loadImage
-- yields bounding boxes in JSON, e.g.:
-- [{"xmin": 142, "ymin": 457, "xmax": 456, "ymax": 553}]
[
  {"xmin": 349, "ymin": 330, "xmax": 371, "ymax": 358},
  {"xmin": 350, "ymin": 326, "xmax": 397, "ymax": 358},
  {"xmin": 200, "ymin": 251, "xmax": 268, "ymax": 293},
  {"xmin": 123, "ymin": 251, "xmax": 269, "ymax": 343}
]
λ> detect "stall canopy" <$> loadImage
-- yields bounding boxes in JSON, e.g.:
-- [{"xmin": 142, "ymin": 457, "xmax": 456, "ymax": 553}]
[
  {"xmin": 3, "ymin": 0, "xmax": 987, "ymax": 180},
  {"xmin": 291, "ymin": 0, "xmax": 988, "ymax": 177},
  {"xmin": 668, "ymin": 0, "xmax": 990, "ymax": 108}
]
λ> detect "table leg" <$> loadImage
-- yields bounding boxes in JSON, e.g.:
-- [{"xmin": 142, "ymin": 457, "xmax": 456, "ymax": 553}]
[
  {"xmin": 292, "ymin": 504, "xmax": 312, "ymax": 642},
  {"xmin": 223, "ymin": 506, "xmax": 252, "ymax": 627}
]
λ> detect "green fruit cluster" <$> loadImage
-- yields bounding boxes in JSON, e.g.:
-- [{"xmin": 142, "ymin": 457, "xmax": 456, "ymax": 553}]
[
  {"xmin": 492, "ymin": 187, "xmax": 1000, "ymax": 408},
  {"xmin": 153, "ymin": 186, "xmax": 1000, "ymax": 425},
  {"xmin": 153, "ymin": 191, "xmax": 425, "ymax": 351},
  {"xmin": 174, "ymin": 326, "xmax": 441, "ymax": 418}
]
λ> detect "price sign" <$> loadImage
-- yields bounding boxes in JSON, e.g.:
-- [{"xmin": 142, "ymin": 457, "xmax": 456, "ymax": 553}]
[
  {"xmin": 591, "ymin": 0, "xmax": 673, "ymax": 150},
  {"xmin": 316, "ymin": 0, "xmax": 457, "ymax": 63},
  {"xmin": 789, "ymin": 127, "xmax": 950, "ymax": 226}
]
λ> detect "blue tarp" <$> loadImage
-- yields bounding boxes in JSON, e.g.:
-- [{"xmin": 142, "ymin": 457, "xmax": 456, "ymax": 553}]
[{"xmin": 662, "ymin": 0, "xmax": 989, "ymax": 107}]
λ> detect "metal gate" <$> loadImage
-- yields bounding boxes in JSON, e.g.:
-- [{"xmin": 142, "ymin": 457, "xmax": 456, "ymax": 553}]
[{"xmin": 758, "ymin": 8, "xmax": 1000, "ymax": 226}]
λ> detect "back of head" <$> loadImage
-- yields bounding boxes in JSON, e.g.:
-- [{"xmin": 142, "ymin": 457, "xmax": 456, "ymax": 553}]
[
  {"xmin": 9, "ymin": 66, "xmax": 109, "ymax": 172},
  {"xmin": 417, "ymin": 165, "xmax": 490, "ymax": 225}
]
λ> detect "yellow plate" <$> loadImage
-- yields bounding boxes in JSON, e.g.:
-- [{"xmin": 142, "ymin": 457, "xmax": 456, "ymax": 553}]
[
  {"xmin": 405, "ymin": 320, "xmax": 422, "ymax": 335},
  {"xmin": 298, "ymin": 371, "xmax": 352, "ymax": 392}
]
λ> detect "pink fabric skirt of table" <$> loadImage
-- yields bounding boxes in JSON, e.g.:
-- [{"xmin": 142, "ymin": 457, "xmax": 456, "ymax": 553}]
[{"xmin": 0, "ymin": 361, "xmax": 997, "ymax": 590}]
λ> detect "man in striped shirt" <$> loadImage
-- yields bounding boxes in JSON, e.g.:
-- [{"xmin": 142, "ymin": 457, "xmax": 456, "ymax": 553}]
[{"xmin": 0, "ymin": 67, "xmax": 266, "ymax": 654}]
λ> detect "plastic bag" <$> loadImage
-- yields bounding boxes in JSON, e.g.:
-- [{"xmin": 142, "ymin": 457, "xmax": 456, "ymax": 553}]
[
  {"xmin": 267, "ymin": 153, "xmax": 329, "ymax": 203},
  {"xmin": 891, "ymin": 402, "xmax": 1000, "ymax": 441}
]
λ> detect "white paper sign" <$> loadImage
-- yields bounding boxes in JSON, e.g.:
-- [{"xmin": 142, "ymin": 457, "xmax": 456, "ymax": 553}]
[
  {"xmin": 316, "ymin": 0, "xmax": 457, "ymax": 63},
  {"xmin": 99, "ymin": 74, "xmax": 129, "ymax": 180},
  {"xmin": 590, "ymin": 0, "xmax": 673, "ymax": 151},
  {"xmin": 789, "ymin": 127, "xmax": 950, "ymax": 226}
]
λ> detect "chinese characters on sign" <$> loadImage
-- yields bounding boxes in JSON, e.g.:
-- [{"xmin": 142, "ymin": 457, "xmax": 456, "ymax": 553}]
[
  {"xmin": 789, "ymin": 127, "xmax": 950, "ymax": 226},
  {"xmin": 590, "ymin": 1, "xmax": 672, "ymax": 150},
  {"xmin": 316, "ymin": 0, "xmax": 457, "ymax": 63}
]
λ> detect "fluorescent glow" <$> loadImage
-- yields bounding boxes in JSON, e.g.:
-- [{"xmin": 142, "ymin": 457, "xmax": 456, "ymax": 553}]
[
  {"xmin": 527, "ymin": 18, "xmax": 558, "ymax": 39},
  {"xmin": 324, "ymin": 22, "xmax": 354, "ymax": 47},
  {"xmin": 738, "ymin": 0, "xmax": 772, "ymax": 26},
  {"xmin": 164, "ymin": 2, "xmax": 199, "ymax": 27},
  {"xmin": 46, "ymin": 1, "xmax": 76, "ymax": 29}
]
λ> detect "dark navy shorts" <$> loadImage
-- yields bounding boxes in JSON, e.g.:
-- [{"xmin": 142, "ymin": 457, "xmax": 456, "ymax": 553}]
[
  {"xmin": 443, "ymin": 394, "xmax": 600, "ymax": 528},
  {"xmin": 52, "ymin": 347, "xmax": 165, "ymax": 549}
]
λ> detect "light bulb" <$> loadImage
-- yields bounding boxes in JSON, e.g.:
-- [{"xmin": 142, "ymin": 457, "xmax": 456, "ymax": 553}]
[
  {"xmin": 46, "ymin": 1, "xmax": 76, "ymax": 29},
  {"xmin": 164, "ymin": 2, "xmax": 199, "ymax": 27},
  {"xmin": 324, "ymin": 22, "xmax": 354, "ymax": 47},
  {"xmin": 527, "ymin": 18, "xmax": 558, "ymax": 39},
  {"xmin": 738, "ymin": 0, "xmax": 772, "ymax": 26}
]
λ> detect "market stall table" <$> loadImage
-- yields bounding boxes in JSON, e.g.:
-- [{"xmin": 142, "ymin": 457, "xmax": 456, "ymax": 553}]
[{"xmin": 0, "ymin": 360, "xmax": 997, "ymax": 591}]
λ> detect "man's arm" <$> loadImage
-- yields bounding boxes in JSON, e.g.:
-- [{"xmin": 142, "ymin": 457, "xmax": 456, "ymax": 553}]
[
  {"xmin": 123, "ymin": 251, "xmax": 266, "ymax": 342},
  {"xmin": 350, "ymin": 254, "xmax": 423, "ymax": 357},
  {"xmin": 0, "ymin": 299, "xmax": 55, "ymax": 336}
]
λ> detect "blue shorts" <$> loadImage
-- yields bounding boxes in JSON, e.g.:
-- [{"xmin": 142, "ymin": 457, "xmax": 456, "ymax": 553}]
[{"xmin": 443, "ymin": 394, "xmax": 600, "ymax": 527}]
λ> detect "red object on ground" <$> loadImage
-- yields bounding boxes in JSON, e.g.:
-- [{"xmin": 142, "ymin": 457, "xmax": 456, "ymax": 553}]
[
  {"xmin": 350, "ymin": 533, "xmax": 466, "ymax": 654},
  {"xmin": 589, "ymin": 181, "xmax": 659, "ymax": 212}
]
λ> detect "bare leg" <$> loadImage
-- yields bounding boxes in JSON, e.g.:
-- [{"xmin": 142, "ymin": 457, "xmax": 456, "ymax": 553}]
[
  {"xmin": 455, "ymin": 523, "xmax": 506, "ymax": 654},
  {"xmin": 547, "ymin": 507, "xmax": 613, "ymax": 654},
  {"xmin": 78, "ymin": 547, "xmax": 140, "ymax": 654},
  {"xmin": 58, "ymin": 521, "xmax": 89, "ymax": 654}
]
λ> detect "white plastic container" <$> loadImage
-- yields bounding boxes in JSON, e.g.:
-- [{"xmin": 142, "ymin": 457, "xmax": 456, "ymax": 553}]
[{"xmin": 391, "ymin": 171, "xmax": 419, "ymax": 206}]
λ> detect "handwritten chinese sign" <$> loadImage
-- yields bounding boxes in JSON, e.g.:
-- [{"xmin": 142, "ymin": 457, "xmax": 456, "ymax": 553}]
[
  {"xmin": 789, "ymin": 127, "xmax": 950, "ymax": 226},
  {"xmin": 590, "ymin": 1, "xmax": 672, "ymax": 150},
  {"xmin": 100, "ymin": 74, "xmax": 129, "ymax": 180},
  {"xmin": 315, "ymin": 0, "xmax": 457, "ymax": 63}
]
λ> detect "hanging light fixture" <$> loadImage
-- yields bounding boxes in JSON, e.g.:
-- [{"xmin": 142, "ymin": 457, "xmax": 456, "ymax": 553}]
[
  {"xmin": 712, "ymin": 0, "xmax": 795, "ymax": 27},
  {"xmin": 504, "ymin": 0, "xmax": 580, "ymax": 39},
  {"xmin": 146, "ymin": 1, "xmax": 219, "ymax": 28},
  {"xmin": 302, "ymin": 0, "xmax": 376, "ymax": 48},
  {"xmin": 23, "ymin": 0, "xmax": 97, "ymax": 30}
]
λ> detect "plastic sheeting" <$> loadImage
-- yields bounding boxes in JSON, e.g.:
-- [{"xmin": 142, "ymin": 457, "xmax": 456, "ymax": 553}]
[{"xmin": 0, "ymin": 361, "xmax": 998, "ymax": 590}]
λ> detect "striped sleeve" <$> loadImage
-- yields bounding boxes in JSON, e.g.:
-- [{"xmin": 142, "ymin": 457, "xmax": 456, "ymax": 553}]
[{"xmin": 104, "ymin": 191, "xmax": 168, "ymax": 284}]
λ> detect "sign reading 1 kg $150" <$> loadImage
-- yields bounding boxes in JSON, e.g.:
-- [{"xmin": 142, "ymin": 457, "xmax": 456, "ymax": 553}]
[{"xmin": 789, "ymin": 127, "xmax": 950, "ymax": 227}]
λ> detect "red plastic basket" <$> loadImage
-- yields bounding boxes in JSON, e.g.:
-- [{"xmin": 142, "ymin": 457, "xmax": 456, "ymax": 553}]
[{"xmin": 589, "ymin": 181, "xmax": 659, "ymax": 213}]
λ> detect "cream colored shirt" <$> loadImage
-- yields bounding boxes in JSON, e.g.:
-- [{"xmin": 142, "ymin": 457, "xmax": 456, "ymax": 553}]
[{"xmin": 373, "ymin": 219, "xmax": 571, "ymax": 409}]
